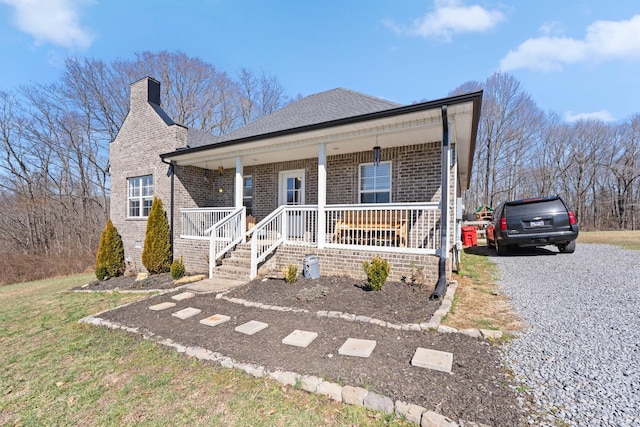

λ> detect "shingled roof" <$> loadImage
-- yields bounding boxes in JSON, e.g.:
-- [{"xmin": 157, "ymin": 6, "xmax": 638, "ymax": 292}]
[{"xmin": 187, "ymin": 88, "xmax": 401, "ymax": 148}]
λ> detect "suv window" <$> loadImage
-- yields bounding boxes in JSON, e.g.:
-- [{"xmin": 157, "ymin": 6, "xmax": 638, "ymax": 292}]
[{"xmin": 505, "ymin": 199, "xmax": 566, "ymax": 216}]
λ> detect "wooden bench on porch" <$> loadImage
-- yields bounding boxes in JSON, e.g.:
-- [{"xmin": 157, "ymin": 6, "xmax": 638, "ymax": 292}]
[{"xmin": 334, "ymin": 210, "xmax": 408, "ymax": 247}]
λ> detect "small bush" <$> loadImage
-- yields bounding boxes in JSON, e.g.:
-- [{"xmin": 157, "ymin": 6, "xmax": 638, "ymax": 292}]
[
  {"xmin": 281, "ymin": 265, "xmax": 298, "ymax": 284},
  {"xmin": 362, "ymin": 256, "xmax": 390, "ymax": 291},
  {"xmin": 170, "ymin": 256, "xmax": 186, "ymax": 280},
  {"xmin": 142, "ymin": 197, "xmax": 172, "ymax": 274},
  {"xmin": 95, "ymin": 219, "xmax": 125, "ymax": 281}
]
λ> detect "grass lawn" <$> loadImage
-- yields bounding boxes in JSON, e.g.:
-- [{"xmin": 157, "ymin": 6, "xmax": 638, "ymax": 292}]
[
  {"xmin": 577, "ymin": 230, "xmax": 640, "ymax": 250},
  {"xmin": 0, "ymin": 275, "xmax": 408, "ymax": 426}
]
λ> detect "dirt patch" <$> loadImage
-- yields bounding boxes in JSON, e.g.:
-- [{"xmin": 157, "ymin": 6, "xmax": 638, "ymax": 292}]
[
  {"xmin": 73, "ymin": 273, "xmax": 179, "ymax": 291},
  {"xmin": 225, "ymin": 276, "xmax": 440, "ymax": 324},
  {"xmin": 95, "ymin": 276, "xmax": 525, "ymax": 426}
]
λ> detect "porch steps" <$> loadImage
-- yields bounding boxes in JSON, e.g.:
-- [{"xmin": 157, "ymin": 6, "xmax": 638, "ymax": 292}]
[{"xmin": 213, "ymin": 243, "xmax": 253, "ymax": 282}]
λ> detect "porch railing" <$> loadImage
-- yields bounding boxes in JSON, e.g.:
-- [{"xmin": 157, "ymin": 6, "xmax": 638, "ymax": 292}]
[
  {"xmin": 324, "ymin": 203, "xmax": 440, "ymax": 253},
  {"xmin": 181, "ymin": 203, "xmax": 441, "ymax": 280},
  {"xmin": 208, "ymin": 207, "xmax": 246, "ymax": 278},
  {"xmin": 181, "ymin": 207, "xmax": 235, "ymax": 239}
]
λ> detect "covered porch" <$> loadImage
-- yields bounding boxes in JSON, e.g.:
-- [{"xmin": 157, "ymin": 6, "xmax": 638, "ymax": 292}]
[{"xmin": 161, "ymin": 92, "xmax": 481, "ymax": 283}]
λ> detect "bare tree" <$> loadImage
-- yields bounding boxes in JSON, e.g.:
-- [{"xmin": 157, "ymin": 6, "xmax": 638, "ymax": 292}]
[
  {"xmin": 451, "ymin": 73, "xmax": 543, "ymax": 211},
  {"xmin": 237, "ymin": 67, "xmax": 289, "ymax": 125},
  {"xmin": 0, "ymin": 50, "xmax": 292, "ymax": 284}
]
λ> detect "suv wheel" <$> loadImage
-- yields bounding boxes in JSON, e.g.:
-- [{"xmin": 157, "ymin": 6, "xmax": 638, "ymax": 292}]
[
  {"xmin": 558, "ymin": 240, "xmax": 576, "ymax": 253},
  {"xmin": 496, "ymin": 242, "xmax": 509, "ymax": 256}
]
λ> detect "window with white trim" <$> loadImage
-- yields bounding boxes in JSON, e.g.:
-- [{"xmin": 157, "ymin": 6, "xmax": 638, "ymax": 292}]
[
  {"xmin": 128, "ymin": 175, "xmax": 153, "ymax": 217},
  {"xmin": 359, "ymin": 161, "xmax": 391, "ymax": 203},
  {"xmin": 243, "ymin": 175, "xmax": 253, "ymax": 216}
]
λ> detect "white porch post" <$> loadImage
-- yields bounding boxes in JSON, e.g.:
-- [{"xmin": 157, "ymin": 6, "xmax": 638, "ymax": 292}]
[
  {"xmin": 235, "ymin": 156, "xmax": 246, "ymax": 242},
  {"xmin": 317, "ymin": 143, "xmax": 326, "ymax": 248},
  {"xmin": 235, "ymin": 156, "xmax": 243, "ymax": 208}
]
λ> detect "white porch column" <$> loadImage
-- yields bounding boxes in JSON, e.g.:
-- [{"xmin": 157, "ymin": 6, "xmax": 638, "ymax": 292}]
[
  {"xmin": 235, "ymin": 156, "xmax": 243, "ymax": 208},
  {"xmin": 317, "ymin": 143, "xmax": 326, "ymax": 248},
  {"xmin": 235, "ymin": 156, "xmax": 246, "ymax": 242}
]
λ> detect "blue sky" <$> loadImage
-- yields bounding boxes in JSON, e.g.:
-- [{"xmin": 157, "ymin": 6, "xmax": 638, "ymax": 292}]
[{"xmin": 1, "ymin": 0, "xmax": 639, "ymax": 122}]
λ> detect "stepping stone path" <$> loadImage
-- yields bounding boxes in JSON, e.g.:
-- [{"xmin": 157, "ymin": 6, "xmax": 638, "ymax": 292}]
[
  {"xmin": 172, "ymin": 307, "xmax": 201, "ymax": 319},
  {"xmin": 282, "ymin": 330, "xmax": 318, "ymax": 348},
  {"xmin": 172, "ymin": 292, "xmax": 195, "ymax": 301},
  {"xmin": 338, "ymin": 338, "xmax": 377, "ymax": 358},
  {"xmin": 200, "ymin": 314, "xmax": 231, "ymax": 327},
  {"xmin": 411, "ymin": 347, "xmax": 453, "ymax": 373},
  {"xmin": 235, "ymin": 320, "xmax": 269, "ymax": 335},
  {"xmin": 149, "ymin": 299, "xmax": 455, "ymax": 375},
  {"xmin": 149, "ymin": 302, "xmax": 176, "ymax": 311}
]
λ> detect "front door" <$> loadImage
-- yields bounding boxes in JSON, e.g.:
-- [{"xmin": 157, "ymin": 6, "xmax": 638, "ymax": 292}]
[{"xmin": 279, "ymin": 170, "xmax": 305, "ymax": 239}]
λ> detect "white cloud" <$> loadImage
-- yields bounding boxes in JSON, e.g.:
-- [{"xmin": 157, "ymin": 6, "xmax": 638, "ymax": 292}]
[
  {"xmin": 0, "ymin": 0, "xmax": 94, "ymax": 50},
  {"xmin": 500, "ymin": 14, "xmax": 640, "ymax": 72},
  {"xmin": 538, "ymin": 21, "xmax": 564, "ymax": 36},
  {"xmin": 565, "ymin": 110, "xmax": 615, "ymax": 123},
  {"xmin": 385, "ymin": 0, "xmax": 505, "ymax": 42}
]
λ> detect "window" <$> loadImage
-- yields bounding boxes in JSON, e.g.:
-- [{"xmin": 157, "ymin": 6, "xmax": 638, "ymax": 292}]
[
  {"xmin": 359, "ymin": 162, "xmax": 391, "ymax": 203},
  {"xmin": 243, "ymin": 175, "xmax": 253, "ymax": 216},
  {"xmin": 128, "ymin": 175, "xmax": 153, "ymax": 217}
]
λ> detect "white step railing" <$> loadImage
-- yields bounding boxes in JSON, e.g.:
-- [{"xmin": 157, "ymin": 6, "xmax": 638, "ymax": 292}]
[
  {"xmin": 248, "ymin": 205, "xmax": 286, "ymax": 279},
  {"xmin": 246, "ymin": 205, "xmax": 319, "ymax": 279},
  {"xmin": 208, "ymin": 207, "xmax": 246, "ymax": 278},
  {"xmin": 181, "ymin": 207, "xmax": 235, "ymax": 239}
]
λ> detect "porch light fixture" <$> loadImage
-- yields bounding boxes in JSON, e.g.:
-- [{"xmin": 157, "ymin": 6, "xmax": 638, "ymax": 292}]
[{"xmin": 373, "ymin": 145, "xmax": 381, "ymax": 166}]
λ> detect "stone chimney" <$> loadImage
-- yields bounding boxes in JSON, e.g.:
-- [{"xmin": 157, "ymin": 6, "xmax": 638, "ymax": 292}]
[{"xmin": 129, "ymin": 77, "xmax": 161, "ymax": 110}]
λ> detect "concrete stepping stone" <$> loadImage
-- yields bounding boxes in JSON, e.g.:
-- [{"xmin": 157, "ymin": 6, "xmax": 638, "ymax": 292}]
[
  {"xmin": 171, "ymin": 307, "xmax": 202, "ymax": 320},
  {"xmin": 199, "ymin": 314, "xmax": 231, "ymax": 327},
  {"xmin": 149, "ymin": 302, "xmax": 176, "ymax": 311},
  {"xmin": 282, "ymin": 330, "xmax": 318, "ymax": 348},
  {"xmin": 411, "ymin": 347, "xmax": 453, "ymax": 373},
  {"xmin": 171, "ymin": 292, "xmax": 195, "ymax": 301},
  {"xmin": 338, "ymin": 338, "xmax": 376, "ymax": 358},
  {"xmin": 235, "ymin": 320, "xmax": 268, "ymax": 335}
]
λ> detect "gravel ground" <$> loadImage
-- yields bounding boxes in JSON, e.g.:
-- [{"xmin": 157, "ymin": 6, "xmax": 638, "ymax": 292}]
[{"xmin": 493, "ymin": 243, "xmax": 640, "ymax": 426}]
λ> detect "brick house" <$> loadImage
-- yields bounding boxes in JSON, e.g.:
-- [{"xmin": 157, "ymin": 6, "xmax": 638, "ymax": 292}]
[{"xmin": 110, "ymin": 77, "xmax": 481, "ymax": 292}]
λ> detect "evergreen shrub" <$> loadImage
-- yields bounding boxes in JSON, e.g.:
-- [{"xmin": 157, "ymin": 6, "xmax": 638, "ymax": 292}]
[
  {"xmin": 95, "ymin": 219, "xmax": 125, "ymax": 281},
  {"xmin": 142, "ymin": 197, "xmax": 172, "ymax": 274},
  {"xmin": 170, "ymin": 256, "xmax": 186, "ymax": 280},
  {"xmin": 281, "ymin": 264, "xmax": 298, "ymax": 284},
  {"xmin": 362, "ymin": 256, "xmax": 390, "ymax": 291}
]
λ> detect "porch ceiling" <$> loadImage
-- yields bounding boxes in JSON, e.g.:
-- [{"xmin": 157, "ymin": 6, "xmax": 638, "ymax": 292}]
[{"xmin": 161, "ymin": 92, "xmax": 481, "ymax": 190}]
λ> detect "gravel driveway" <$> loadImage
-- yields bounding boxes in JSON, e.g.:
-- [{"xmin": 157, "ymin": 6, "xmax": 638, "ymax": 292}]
[{"xmin": 493, "ymin": 243, "xmax": 640, "ymax": 426}]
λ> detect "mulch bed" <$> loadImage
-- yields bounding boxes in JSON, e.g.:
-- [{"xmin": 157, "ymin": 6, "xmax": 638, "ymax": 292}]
[
  {"xmin": 73, "ymin": 273, "xmax": 179, "ymax": 291},
  {"xmin": 91, "ymin": 275, "xmax": 525, "ymax": 426}
]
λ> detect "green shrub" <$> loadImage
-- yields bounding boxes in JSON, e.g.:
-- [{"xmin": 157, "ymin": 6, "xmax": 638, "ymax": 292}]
[
  {"xmin": 281, "ymin": 265, "xmax": 298, "ymax": 284},
  {"xmin": 170, "ymin": 256, "xmax": 186, "ymax": 280},
  {"xmin": 95, "ymin": 219, "xmax": 125, "ymax": 281},
  {"xmin": 142, "ymin": 197, "xmax": 172, "ymax": 274},
  {"xmin": 362, "ymin": 256, "xmax": 390, "ymax": 291},
  {"xmin": 95, "ymin": 265, "xmax": 109, "ymax": 282}
]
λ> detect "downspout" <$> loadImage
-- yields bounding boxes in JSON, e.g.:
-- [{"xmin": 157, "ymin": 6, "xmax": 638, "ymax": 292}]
[
  {"xmin": 430, "ymin": 105, "xmax": 450, "ymax": 300},
  {"xmin": 161, "ymin": 157, "xmax": 175, "ymax": 261}
]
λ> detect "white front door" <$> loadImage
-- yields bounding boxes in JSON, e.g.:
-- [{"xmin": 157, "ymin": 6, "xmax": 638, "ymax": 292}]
[{"xmin": 279, "ymin": 170, "xmax": 305, "ymax": 238}]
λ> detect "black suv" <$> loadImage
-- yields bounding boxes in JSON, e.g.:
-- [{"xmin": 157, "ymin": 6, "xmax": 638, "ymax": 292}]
[{"xmin": 486, "ymin": 196, "xmax": 579, "ymax": 255}]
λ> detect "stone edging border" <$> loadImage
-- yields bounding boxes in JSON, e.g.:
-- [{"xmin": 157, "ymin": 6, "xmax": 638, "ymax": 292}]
[
  {"xmin": 217, "ymin": 280, "xmax": 502, "ymax": 340},
  {"xmin": 79, "ymin": 312, "xmax": 490, "ymax": 427}
]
